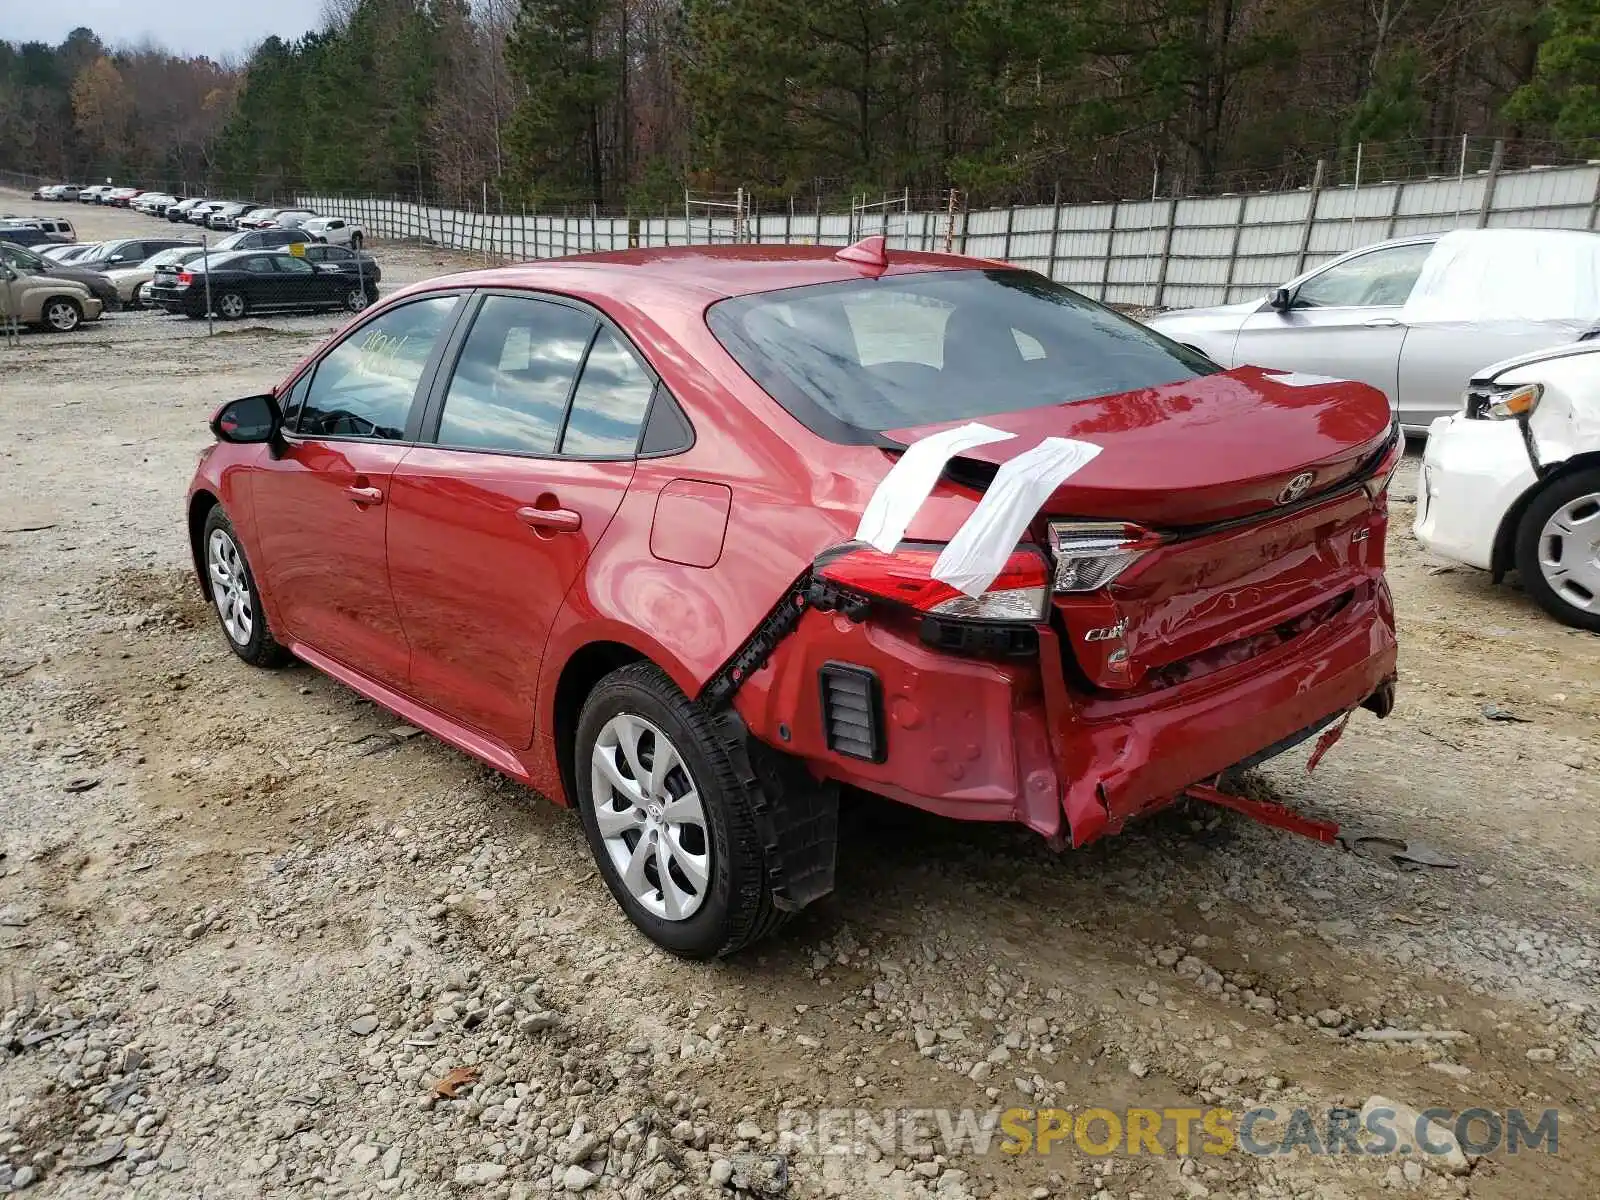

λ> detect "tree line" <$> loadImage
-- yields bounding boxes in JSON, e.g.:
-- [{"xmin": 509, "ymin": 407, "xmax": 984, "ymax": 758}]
[{"xmin": 3, "ymin": 1, "xmax": 1597, "ymax": 211}]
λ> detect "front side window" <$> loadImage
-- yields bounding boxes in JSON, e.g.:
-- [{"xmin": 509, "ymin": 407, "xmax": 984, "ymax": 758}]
[
  {"xmin": 297, "ymin": 295, "xmax": 459, "ymax": 440},
  {"xmin": 1294, "ymin": 243, "xmax": 1433, "ymax": 309},
  {"xmin": 708, "ymin": 269, "xmax": 1218, "ymax": 440},
  {"xmin": 435, "ymin": 296, "xmax": 596, "ymax": 454}
]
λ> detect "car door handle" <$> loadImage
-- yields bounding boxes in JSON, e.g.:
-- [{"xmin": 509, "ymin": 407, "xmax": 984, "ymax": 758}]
[
  {"xmin": 516, "ymin": 505, "xmax": 581, "ymax": 533},
  {"xmin": 1363, "ymin": 316, "xmax": 1402, "ymax": 328},
  {"xmin": 345, "ymin": 485, "xmax": 383, "ymax": 505}
]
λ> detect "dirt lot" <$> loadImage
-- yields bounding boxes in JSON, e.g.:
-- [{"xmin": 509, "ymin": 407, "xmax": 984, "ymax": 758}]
[{"xmin": 1, "ymin": 191, "xmax": 1597, "ymax": 1200}]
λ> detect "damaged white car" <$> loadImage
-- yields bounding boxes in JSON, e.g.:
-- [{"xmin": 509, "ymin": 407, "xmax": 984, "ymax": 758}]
[{"xmin": 1415, "ymin": 337, "xmax": 1600, "ymax": 630}]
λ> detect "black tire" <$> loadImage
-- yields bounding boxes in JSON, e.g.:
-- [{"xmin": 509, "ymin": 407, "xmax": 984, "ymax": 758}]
[
  {"xmin": 216, "ymin": 291, "xmax": 247, "ymax": 320},
  {"xmin": 343, "ymin": 287, "xmax": 368, "ymax": 312},
  {"xmin": 200, "ymin": 506, "xmax": 290, "ymax": 667},
  {"xmin": 1515, "ymin": 468, "xmax": 1600, "ymax": 632},
  {"xmin": 574, "ymin": 663, "xmax": 787, "ymax": 959},
  {"xmin": 350, "ymin": 232, "xmax": 363, "ymax": 251}
]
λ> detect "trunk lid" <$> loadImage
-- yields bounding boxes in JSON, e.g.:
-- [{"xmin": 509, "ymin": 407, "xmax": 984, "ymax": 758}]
[
  {"xmin": 883, "ymin": 367, "xmax": 1394, "ymax": 527},
  {"xmin": 884, "ymin": 368, "xmax": 1396, "ymax": 692}
]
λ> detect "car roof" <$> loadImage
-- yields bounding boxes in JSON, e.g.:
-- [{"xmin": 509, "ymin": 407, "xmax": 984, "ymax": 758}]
[{"xmin": 419, "ymin": 244, "xmax": 993, "ymax": 304}]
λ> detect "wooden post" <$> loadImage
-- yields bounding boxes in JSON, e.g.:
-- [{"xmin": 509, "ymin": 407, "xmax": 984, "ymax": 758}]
[
  {"xmin": 1477, "ymin": 139, "xmax": 1505, "ymax": 228},
  {"xmin": 943, "ymin": 188, "xmax": 958, "ymax": 252},
  {"xmin": 1153, "ymin": 194, "xmax": 1179, "ymax": 309},
  {"xmin": 1221, "ymin": 194, "xmax": 1247, "ymax": 303},
  {"xmin": 1295, "ymin": 159, "xmax": 1326, "ymax": 276}
]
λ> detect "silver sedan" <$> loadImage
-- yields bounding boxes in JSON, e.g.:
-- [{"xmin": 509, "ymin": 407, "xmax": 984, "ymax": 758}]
[{"xmin": 1147, "ymin": 229, "xmax": 1600, "ymax": 433}]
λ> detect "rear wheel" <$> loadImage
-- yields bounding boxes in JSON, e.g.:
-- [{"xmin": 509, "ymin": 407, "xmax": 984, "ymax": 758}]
[
  {"xmin": 1516, "ymin": 468, "xmax": 1600, "ymax": 632},
  {"xmin": 216, "ymin": 291, "xmax": 247, "ymax": 320},
  {"xmin": 41, "ymin": 297, "xmax": 81, "ymax": 332},
  {"xmin": 575, "ymin": 663, "xmax": 786, "ymax": 958},
  {"xmin": 202, "ymin": 507, "xmax": 289, "ymax": 667},
  {"xmin": 349, "ymin": 232, "xmax": 363, "ymax": 250}
]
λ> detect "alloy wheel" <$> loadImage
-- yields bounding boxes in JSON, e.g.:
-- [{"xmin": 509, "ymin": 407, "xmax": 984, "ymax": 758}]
[
  {"xmin": 590, "ymin": 713, "xmax": 711, "ymax": 921},
  {"xmin": 218, "ymin": 293, "xmax": 246, "ymax": 319},
  {"xmin": 207, "ymin": 528, "xmax": 254, "ymax": 645},
  {"xmin": 1537, "ymin": 493, "xmax": 1600, "ymax": 615},
  {"xmin": 45, "ymin": 301, "xmax": 78, "ymax": 331},
  {"xmin": 345, "ymin": 288, "xmax": 368, "ymax": 312}
]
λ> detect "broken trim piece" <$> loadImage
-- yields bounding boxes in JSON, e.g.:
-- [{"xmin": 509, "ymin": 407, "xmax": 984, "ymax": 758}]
[{"xmin": 854, "ymin": 422, "xmax": 1015, "ymax": 554}]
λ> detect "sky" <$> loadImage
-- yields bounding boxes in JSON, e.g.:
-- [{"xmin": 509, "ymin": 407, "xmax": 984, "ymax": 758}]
[{"xmin": 2, "ymin": 0, "xmax": 329, "ymax": 61}]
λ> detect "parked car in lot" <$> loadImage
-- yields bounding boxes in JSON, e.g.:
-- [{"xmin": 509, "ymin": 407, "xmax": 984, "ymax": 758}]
[
  {"xmin": 150, "ymin": 249, "xmax": 375, "ymax": 318},
  {"xmin": 300, "ymin": 216, "xmax": 364, "ymax": 248},
  {"xmin": 77, "ymin": 237, "xmax": 198, "ymax": 272},
  {"xmin": 236, "ymin": 207, "xmax": 290, "ymax": 230},
  {"xmin": 0, "ymin": 226, "xmax": 62, "ymax": 249},
  {"xmin": 1, "ymin": 241, "xmax": 119, "ymax": 310},
  {"xmin": 185, "ymin": 242, "xmax": 1401, "ymax": 957},
  {"xmin": 104, "ymin": 245, "xmax": 209, "ymax": 308},
  {"xmin": 1147, "ymin": 229, "xmax": 1600, "ymax": 433},
  {"xmin": 188, "ymin": 201, "xmax": 228, "ymax": 225},
  {"xmin": 166, "ymin": 198, "xmax": 204, "ymax": 222},
  {"xmin": 301, "ymin": 243, "xmax": 381, "ymax": 284},
  {"xmin": 271, "ymin": 209, "xmax": 319, "ymax": 230},
  {"xmin": 208, "ymin": 202, "xmax": 256, "ymax": 230},
  {"xmin": 1415, "ymin": 338, "xmax": 1600, "ymax": 630},
  {"xmin": 107, "ymin": 187, "xmax": 144, "ymax": 207},
  {"xmin": 0, "ymin": 263, "xmax": 102, "ymax": 331},
  {"xmin": 78, "ymin": 186, "xmax": 114, "ymax": 204},
  {"xmin": 18, "ymin": 217, "xmax": 77, "ymax": 243},
  {"xmin": 213, "ymin": 228, "xmax": 316, "ymax": 252},
  {"xmin": 41, "ymin": 242, "xmax": 100, "ymax": 263},
  {"xmin": 134, "ymin": 193, "xmax": 179, "ymax": 216}
]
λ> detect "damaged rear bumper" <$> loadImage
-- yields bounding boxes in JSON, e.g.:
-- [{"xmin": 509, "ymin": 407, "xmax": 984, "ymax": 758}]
[{"xmin": 734, "ymin": 576, "xmax": 1397, "ymax": 848}]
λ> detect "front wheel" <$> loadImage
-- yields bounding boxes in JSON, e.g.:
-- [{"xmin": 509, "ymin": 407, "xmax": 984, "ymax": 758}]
[
  {"xmin": 343, "ymin": 287, "xmax": 369, "ymax": 312},
  {"xmin": 1516, "ymin": 468, "xmax": 1600, "ymax": 631},
  {"xmin": 575, "ymin": 664, "xmax": 787, "ymax": 958},
  {"xmin": 201, "ymin": 507, "xmax": 290, "ymax": 667},
  {"xmin": 41, "ymin": 297, "xmax": 81, "ymax": 332}
]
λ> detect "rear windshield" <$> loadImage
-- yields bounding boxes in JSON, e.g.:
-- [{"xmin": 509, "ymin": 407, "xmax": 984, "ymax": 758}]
[{"xmin": 707, "ymin": 269, "xmax": 1218, "ymax": 442}]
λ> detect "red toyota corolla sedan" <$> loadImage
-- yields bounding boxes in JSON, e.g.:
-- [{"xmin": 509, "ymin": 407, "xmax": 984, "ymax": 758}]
[{"xmin": 188, "ymin": 240, "xmax": 1400, "ymax": 958}]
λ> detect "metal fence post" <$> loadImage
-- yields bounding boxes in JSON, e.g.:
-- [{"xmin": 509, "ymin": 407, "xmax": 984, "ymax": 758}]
[
  {"xmin": 1222, "ymin": 194, "xmax": 1247, "ymax": 303},
  {"xmin": 202, "ymin": 234, "xmax": 213, "ymax": 337},
  {"xmin": 1001, "ymin": 203, "xmax": 1017, "ymax": 264},
  {"xmin": 1099, "ymin": 201, "xmax": 1119, "ymax": 303},
  {"xmin": 1045, "ymin": 183, "xmax": 1062, "ymax": 281},
  {"xmin": 1477, "ymin": 139, "xmax": 1505, "ymax": 228},
  {"xmin": 1385, "ymin": 181, "xmax": 1405, "ymax": 238},
  {"xmin": 1295, "ymin": 159, "xmax": 1326, "ymax": 276},
  {"xmin": 1153, "ymin": 194, "xmax": 1179, "ymax": 309},
  {"xmin": 1588, "ymin": 168, "xmax": 1600, "ymax": 231}
]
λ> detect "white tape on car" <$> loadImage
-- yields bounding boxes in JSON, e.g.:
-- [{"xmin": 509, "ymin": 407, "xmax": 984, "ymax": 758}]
[
  {"xmin": 932, "ymin": 437, "xmax": 1102, "ymax": 597},
  {"xmin": 854, "ymin": 422, "xmax": 1015, "ymax": 553},
  {"xmin": 1263, "ymin": 372, "xmax": 1348, "ymax": 388}
]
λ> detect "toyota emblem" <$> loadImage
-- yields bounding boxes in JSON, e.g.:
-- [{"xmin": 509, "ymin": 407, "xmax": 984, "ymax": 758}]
[{"xmin": 1277, "ymin": 472, "xmax": 1315, "ymax": 504}]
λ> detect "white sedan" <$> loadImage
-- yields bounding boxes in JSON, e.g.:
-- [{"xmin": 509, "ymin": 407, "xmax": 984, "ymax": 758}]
[{"xmin": 1415, "ymin": 338, "xmax": 1600, "ymax": 629}]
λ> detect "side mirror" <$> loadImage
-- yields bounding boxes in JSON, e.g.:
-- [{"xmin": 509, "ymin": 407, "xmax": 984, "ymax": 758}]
[
  {"xmin": 211, "ymin": 394, "xmax": 282, "ymax": 446},
  {"xmin": 1269, "ymin": 287, "xmax": 1293, "ymax": 312}
]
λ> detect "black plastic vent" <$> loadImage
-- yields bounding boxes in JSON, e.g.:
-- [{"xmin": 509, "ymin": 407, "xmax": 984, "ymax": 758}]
[{"xmin": 819, "ymin": 663, "xmax": 885, "ymax": 763}]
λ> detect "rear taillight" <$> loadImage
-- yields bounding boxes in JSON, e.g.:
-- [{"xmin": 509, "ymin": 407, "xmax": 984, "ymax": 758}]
[
  {"xmin": 176, "ymin": 270, "xmax": 193, "ymax": 285},
  {"xmin": 1363, "ymin": 424, "xmax": 1405, "ymax": 507},
  {"xmin": 816, "ymin": 543, "xmax": 1050, "ymax": 622},
  {"xmin": 1047, "ymin": 522, "xmax": 1164, "ymax": 592}
]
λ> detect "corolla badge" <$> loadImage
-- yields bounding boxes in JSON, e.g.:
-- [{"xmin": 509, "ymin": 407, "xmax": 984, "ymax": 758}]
[
  {"xmin": 1277, "ymin": 472, "xmax": 1315, "ymax": 504},
  {"xmin": 1083, "ymin": 619, "xmax": 1128, "ymax": 642}
]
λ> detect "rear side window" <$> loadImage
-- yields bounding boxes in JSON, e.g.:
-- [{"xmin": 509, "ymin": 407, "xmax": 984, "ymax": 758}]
[
  {"xmin": 560, "ymin": 328, "xmax": 656, "ymax": 456},
  {"xmin": 708, "ymin": 269, "xmax": 1218, "ymax": 442},
  {"xmin": 297, "ymin": 295, "xmax": 459, "ymax": 440},
  {"xmin": 436, "ymin": 296, "xmax": 597, "ymax": 454}
]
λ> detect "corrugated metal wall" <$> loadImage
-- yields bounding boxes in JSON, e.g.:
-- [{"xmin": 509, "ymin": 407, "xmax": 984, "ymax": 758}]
[{"xmin": 299, "ymin": 162, "xmax": 1600, "ymax": 308}]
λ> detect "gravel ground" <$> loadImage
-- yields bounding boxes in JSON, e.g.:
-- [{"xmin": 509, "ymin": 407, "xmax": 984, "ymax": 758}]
[{"xmin": 2, "ymin": 192, "xmax": 1598, "ymax": 1200}]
